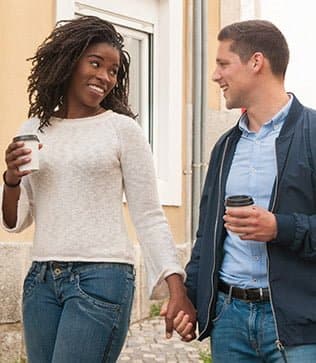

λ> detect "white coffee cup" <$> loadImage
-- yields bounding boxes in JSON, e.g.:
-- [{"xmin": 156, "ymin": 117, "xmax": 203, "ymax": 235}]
[{"xmin": 13, "ymin": 134, "xmax": 40, "ymax": 172}]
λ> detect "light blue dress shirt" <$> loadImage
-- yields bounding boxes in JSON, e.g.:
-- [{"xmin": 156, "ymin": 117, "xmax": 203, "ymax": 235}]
[{"xmin": 219, "ymin": 96, "xmax": 293, "ymax": 288}]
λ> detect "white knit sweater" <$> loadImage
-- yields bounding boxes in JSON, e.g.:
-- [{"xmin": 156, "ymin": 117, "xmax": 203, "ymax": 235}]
[{"xmin": 0, "ymin": 111, "xmax": 184, "ymax": 298}]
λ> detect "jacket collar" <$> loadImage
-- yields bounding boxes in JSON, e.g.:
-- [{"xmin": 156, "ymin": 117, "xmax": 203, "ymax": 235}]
[
  {"xmin": 271, "ymin": 94, "xmax": 304, "ymax": 210},
  {"xmin": 278, "ymin": 93, "xmax": 304, "ymax": 139},
  {"xmin": 221, "ymin": 94, "xmax": 304, "ymax": 212}
]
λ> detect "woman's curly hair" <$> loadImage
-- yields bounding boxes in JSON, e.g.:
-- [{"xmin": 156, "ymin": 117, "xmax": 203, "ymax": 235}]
[{"xmin": 27, "ymin": 15, "xmax": 136, "ymax": 131}]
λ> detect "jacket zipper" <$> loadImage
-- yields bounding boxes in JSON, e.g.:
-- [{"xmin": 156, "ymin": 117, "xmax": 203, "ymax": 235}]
[
  {"xmin": 266, "ymin": 141, "xmax": 288, "ymax": 362},
  {"xmin": 198, "ymin": 136, "xmax": 287, "ymax": 361},
  {"xmin": 198, "ymin": 137, "xmax": 230, "ymax": 339}
]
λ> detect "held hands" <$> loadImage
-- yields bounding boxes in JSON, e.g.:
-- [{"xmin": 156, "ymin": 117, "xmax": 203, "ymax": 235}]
[
  {"xmin": 160, "ymin": 296, "xmax": 197, "ymax": 342},
  {"xmin": 223, "ymin": 205, "xmax": 277, "ymax": 242}
]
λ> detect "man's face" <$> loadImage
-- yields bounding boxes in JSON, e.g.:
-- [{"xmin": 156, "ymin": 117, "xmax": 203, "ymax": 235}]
[{"xmin": 212, "ymin": 40, "xmax": 254, "ymax": 109}]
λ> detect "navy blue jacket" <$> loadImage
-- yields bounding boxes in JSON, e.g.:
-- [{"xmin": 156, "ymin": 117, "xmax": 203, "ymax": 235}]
[{"xmin": 185, "ymin": 95, "xmax": 316, "ymax": 346}]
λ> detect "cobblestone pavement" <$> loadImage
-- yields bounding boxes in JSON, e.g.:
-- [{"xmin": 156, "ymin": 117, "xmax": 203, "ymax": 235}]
[{"xmin": 117, "ymin": 317, "xmax": 211, "ymax": 362}]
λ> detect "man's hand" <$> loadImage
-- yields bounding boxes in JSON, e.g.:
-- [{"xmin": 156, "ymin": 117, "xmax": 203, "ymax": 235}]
[{"xmin": 223, "ymin": 205, "xmax": 277, "ymax": 241}]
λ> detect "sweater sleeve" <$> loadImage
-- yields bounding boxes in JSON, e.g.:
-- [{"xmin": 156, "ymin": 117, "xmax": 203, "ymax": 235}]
[
  {"xmin": 0, "ymin": 119, "xmax": 37, "ymax": 233},
  {"xmin": 0, "ymin": 178, "xmax": 34, "ymax": 232},
  {"xmin": 114, "ymin": 116, "xmax": 185, "ymax": 299}
]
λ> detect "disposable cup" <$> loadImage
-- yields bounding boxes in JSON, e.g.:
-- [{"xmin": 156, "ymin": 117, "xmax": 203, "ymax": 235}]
[
  {"xmin": 225, "ymin": 195, "xmax": 254, "ymax": 208},
  {"xmin": 225, "ymin": 195, "xmax": 254, "ymax": 237},
  {"xmin": 13, "ymin": 134, "xmax": 40, "ymax": 172}
]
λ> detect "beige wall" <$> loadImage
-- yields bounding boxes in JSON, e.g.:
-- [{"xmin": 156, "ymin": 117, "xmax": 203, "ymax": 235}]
[
  {"xmin": 205, "ymin": 0, "xmax": 242, "ymax": 160},
  {"xmin": 180, "ymin": 0, "xmax": 222, "ymax": 246},
  {"xmin": 0, "ymin": 0, "xmax": 55, "ymax": 242},
  {"xmin": 208, "ymin": 0, "xmax": 221, "ymax": 110},
  {"xmin": 0, "ymin": 0, "xmax": 187, "ymax": 245},
  {"xmin": 0, "ymin": 4, "xmax": 55, "ymax": 360},
  {"xmin": 0, "ymin": 1, "xmax": 223, "ymax": 360}
]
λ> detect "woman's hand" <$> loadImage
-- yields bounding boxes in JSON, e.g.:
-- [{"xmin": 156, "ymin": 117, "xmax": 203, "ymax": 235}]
[
  {"xmin": 4, "ymin": 140, "xmax": 42, "ymax": 185},
  {"xmin": 160, "ymin": 299, "xmax": 197, "ymax": 342},
  {"xmin": 4, "ymin": 140, "xmax": 31, "ymax": 184},
  {"xmin": 160, "ymin": 274, "xmax": 196, "ymax": 342}
]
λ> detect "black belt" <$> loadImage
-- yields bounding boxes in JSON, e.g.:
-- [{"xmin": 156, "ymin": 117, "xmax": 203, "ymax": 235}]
[{"xmin": 218, "ymin": 280, "xmax": 270, "ymax": 302}]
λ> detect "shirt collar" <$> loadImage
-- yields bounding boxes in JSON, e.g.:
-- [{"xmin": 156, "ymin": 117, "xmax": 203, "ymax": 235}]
[{"xmin": 239, "ymin": 94, "xmax": 293, "ymax": 134}]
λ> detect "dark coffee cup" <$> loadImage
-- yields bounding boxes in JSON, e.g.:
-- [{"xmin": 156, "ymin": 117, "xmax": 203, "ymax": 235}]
[
  {"xmin": 225, "ymin": 195, "xmax": 254, "ymax": 208},
  {"xmin": 225, "ymin": 195, "xmax": 254, "ymax": 237}
]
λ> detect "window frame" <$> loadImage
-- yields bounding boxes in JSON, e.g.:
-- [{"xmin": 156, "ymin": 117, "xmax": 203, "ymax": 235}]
[{"xmin": 114, "ymin": 25, "xmax": 151, "ymax": 143}]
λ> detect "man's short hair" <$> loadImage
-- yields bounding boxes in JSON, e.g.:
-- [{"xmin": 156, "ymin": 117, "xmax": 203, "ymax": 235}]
[{"xmin": 218, "ymin": 20, "xmax": 289, "ymax": 77}]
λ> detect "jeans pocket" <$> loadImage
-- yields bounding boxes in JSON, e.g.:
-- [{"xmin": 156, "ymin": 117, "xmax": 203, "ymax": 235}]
[
  {"xmin": 74, "ymin": 266, "xmax": 135, "ymax": 311},
  {"xmin": 125, "ymin": 271, "xmax": 135, "ymax": 324},
  {"xmin": 126, "ymin": 269, "xmax": 136, "ymax": 284},
  {"xmin": 75, "ymin": 274, "xmax": 120, "ymax": 310},
  {"xmin": 212, "ymin": 292, "xmax": 229, "ymax": 323},
  {"xmin": 22, "ymin": 263, "xmax": 40, "ymax": 299}
]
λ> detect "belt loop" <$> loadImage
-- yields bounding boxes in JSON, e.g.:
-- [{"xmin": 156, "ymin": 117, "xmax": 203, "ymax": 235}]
[
  {"xmin": 227, "ymin": 285, "xmax": 233, "ymax": 304},
  {"xmin": 69, "ymin": 262, "xmax": 75, "ymax": 282},
  {"xmin": 38, "ymin": 262, "xmax": 47, "ymax": 282},
  {"xmin": 259, "ymin": 287, "xmax": 263, "ymax": 301}
]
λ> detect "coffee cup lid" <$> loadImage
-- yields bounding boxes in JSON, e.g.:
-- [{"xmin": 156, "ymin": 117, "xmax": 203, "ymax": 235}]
[
  {"xmin": 225, "ymin": 195, "xmax": 254, "ymax": 207},
  {"xmin": 13, "ymin": 134, "xmax": 40, "ymax": 142}
]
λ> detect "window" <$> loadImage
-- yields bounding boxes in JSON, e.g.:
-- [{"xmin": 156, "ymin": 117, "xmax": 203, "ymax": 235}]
[
  {"xmin": 115, "ymin": 25, "xmax": 153, "ymax": 144},
  {"xmin": 56, "ymin": 0, "xmax": 183, "ymax": 205}
]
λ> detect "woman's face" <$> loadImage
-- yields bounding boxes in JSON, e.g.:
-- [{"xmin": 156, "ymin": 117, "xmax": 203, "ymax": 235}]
[{"xmin": 65, "ymin": 42, "xmax": 120, "ymax": 118}]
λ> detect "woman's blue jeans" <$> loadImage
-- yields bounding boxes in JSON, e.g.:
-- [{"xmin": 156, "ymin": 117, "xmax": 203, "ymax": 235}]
[
  {"xmin": 22, "ymin": 261, "xmax": 135, "ymax": 363},
  {"xmin": 211, "ymin": 291, "xmax": 316, "ymax": 363}
]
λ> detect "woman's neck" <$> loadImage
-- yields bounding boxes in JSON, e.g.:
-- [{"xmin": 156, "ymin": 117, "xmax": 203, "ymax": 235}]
[{"xmin": 53, "ymin": 106, "xmax": 106, "ymax": 119}]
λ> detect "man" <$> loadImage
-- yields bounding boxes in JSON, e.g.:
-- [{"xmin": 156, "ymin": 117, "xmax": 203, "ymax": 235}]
[{"xmin": 173, "ymin": 20, "xmax": 316, "ymax": 362}]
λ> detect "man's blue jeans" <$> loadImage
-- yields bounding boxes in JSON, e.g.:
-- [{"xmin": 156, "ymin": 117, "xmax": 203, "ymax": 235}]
[
  {"xmin": 211, "ymin": 291, "xmax": 316, "ymax": 363},
  {"xmin": 22, "ymin": 261, "xmax": 135, "ymax": 363}
]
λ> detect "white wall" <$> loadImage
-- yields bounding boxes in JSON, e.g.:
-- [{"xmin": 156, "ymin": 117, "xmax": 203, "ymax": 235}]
[{"xmin": 258, "ymin": 0, "xmax": 316, "ymax": 108}]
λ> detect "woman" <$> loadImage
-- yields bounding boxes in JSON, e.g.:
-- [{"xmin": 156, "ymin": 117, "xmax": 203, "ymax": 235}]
[{"xmin": 1, "ymin": 16, "xmax": 195, "ymax": 363}]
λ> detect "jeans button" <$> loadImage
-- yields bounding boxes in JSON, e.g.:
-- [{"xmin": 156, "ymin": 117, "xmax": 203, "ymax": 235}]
[{"xmin": 54, "ymin": 268, "xmax": 62, "ymax": 275}]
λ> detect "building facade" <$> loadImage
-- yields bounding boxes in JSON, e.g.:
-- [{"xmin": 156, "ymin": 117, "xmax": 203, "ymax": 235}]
[{"xmin": 0, "ymin": 0, "xmax": 259, "ymax": 360}]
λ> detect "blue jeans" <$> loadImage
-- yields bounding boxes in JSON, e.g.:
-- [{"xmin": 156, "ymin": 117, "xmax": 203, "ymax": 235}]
[
  {"xmin": 211, "ymin": 292, "xmax": 316, "ymax": 363},
  {"xmin": 22, "ymin": 261, "xmax": 135, "ymax": 363}
]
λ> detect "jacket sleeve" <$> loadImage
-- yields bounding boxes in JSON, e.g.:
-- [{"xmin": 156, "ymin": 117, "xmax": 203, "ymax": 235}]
[
  {"xmin": 184, "ymin": 143, "xmax": 220, "ymax": 306},
  {"xmin": 274, "ymin": 213, "xmax": 316, "ymax": 260},
  {"xmin": 274, "ymin": 112, "xmax": 316, "ymax": 260},
  {"xmin": 184, "ymin": 226, "xmax": 202, "ymax": 307}
]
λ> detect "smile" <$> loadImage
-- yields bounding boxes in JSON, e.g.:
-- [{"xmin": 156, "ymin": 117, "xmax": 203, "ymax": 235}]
[{"xmin": 88, "ymin": 84, "xmax": 105, "ymax": 95}]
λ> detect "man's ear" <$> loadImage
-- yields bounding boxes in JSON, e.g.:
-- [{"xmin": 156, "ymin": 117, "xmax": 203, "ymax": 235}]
[{"xmin": 251, "ymin": 52, "xmax": 264, "ymax": 71}]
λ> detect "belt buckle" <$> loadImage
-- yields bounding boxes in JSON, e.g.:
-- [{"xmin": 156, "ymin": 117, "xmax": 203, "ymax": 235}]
[{"xmin": 244, "ymin": 287, "xmax": 261, "ymax": 302}]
